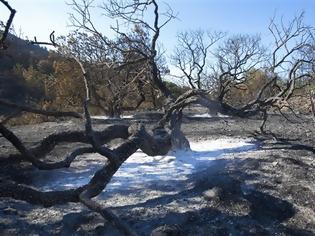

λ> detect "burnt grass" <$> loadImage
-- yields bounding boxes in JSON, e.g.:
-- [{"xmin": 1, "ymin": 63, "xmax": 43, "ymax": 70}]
[{"xmin": 0, "ymin": 113, "xmax": 314, "ymax": 236}]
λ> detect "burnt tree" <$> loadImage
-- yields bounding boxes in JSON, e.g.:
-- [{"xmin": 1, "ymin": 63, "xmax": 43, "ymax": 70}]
[
  {"xmin": 171, "ymin": 13, "xmax": 314, "ymax": 131},
  {"xmin": 0, "ymin": 1, "xmax": 185, "ymax": 235}
]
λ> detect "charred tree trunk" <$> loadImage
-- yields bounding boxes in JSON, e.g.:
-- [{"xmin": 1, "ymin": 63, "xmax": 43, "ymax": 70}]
[
  {"xmin": 169, "ymin": 110, "xmax": 190, "ymax": 151},
  {"xmin": 135, "ymin": 80, "xmax": 146, "ymax": 109},
  {"xmin": 310, "ymin": 92, "xmax": 315, "ymax": 123},
  {"xmin": 259, "ymin": 109, "xmax": 268, "ymax": 134}
]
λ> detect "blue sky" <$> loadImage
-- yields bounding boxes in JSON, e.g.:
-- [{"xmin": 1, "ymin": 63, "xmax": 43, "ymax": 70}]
[{"xmin": 1, "ymin": 0, "xmax": 314, "ymax": 52}]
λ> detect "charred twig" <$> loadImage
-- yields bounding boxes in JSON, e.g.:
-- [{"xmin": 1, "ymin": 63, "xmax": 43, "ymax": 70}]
[
  {"xmin": 0, "ymin": 0, "xmax": 16, "ymax": 49},
  {"xmin": 4, "ymin": 124, "xmax": 130, "ymax": 162},
  {"xmin": 0, "ymin": 123, "xmax": 95, "ymax": 170},
  {"xmin": 30, "ymin": 31, "xmax": 59, "ymax": 47}
]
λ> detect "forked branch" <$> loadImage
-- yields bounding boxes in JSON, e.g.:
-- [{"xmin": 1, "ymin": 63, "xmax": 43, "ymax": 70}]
[{"xmin": 0, "ymin": 0, "xmax": 16, "ymax": 49}]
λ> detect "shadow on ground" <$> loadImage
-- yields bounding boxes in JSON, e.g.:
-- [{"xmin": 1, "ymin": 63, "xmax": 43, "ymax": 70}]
[
  {"xmin": 1, "ymin": 155, "xmax": 314, "ymax": 236},
  {"xmin": 110, "ymin": 159, "xmax": 309, "ymax": 236}
]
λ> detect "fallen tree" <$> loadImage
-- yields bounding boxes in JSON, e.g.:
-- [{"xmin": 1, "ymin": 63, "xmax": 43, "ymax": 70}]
[{"xmin": 171, "ymin": 12, "xmax": 315, "ymax": 132}]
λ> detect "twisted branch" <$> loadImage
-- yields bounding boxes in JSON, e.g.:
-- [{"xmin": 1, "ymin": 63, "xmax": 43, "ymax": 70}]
[{"xmin": 0, "ymin": 0, "xmax": 16, "ymax": 49}]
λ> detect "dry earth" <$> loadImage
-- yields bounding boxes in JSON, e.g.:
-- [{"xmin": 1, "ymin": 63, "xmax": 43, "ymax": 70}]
[{"xmin": 0, "ymin": 113, "xmax": 314, "ymax": 236}]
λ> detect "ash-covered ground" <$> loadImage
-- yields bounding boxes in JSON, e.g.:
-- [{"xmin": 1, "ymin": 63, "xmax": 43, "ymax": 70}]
[{"xmin": 0, "ymin": 112, "xmax": 314, "ymax": 236}]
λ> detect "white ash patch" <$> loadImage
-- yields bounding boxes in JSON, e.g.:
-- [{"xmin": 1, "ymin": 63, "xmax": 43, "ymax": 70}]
[{"xmin": 33, "ymin": 138, "xmax": 257, "ymax": 193}]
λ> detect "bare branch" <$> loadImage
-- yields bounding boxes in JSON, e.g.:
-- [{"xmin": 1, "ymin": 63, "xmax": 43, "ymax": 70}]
[
  {"xmin": 0, "ymin": 0, "xmax": 16, "ymax": 49},
  {"xmin": 30, "ymin": 31, "xmax": 59, "ymax": 47}
]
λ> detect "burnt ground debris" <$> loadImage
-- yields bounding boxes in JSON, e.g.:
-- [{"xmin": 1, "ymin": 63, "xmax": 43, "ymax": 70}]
[{"xmin": 0, "ymin": 113, "xmax": 314, "ymax": 235}]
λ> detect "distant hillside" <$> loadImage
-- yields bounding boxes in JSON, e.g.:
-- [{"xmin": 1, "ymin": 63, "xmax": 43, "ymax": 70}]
[
  {"xmin": 0, "ymin": 33, "xmax": 49, "ymax": 112},
  {"xmin": 0, "ymin": 33, "xmax": 48, "ymax": 71}
]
